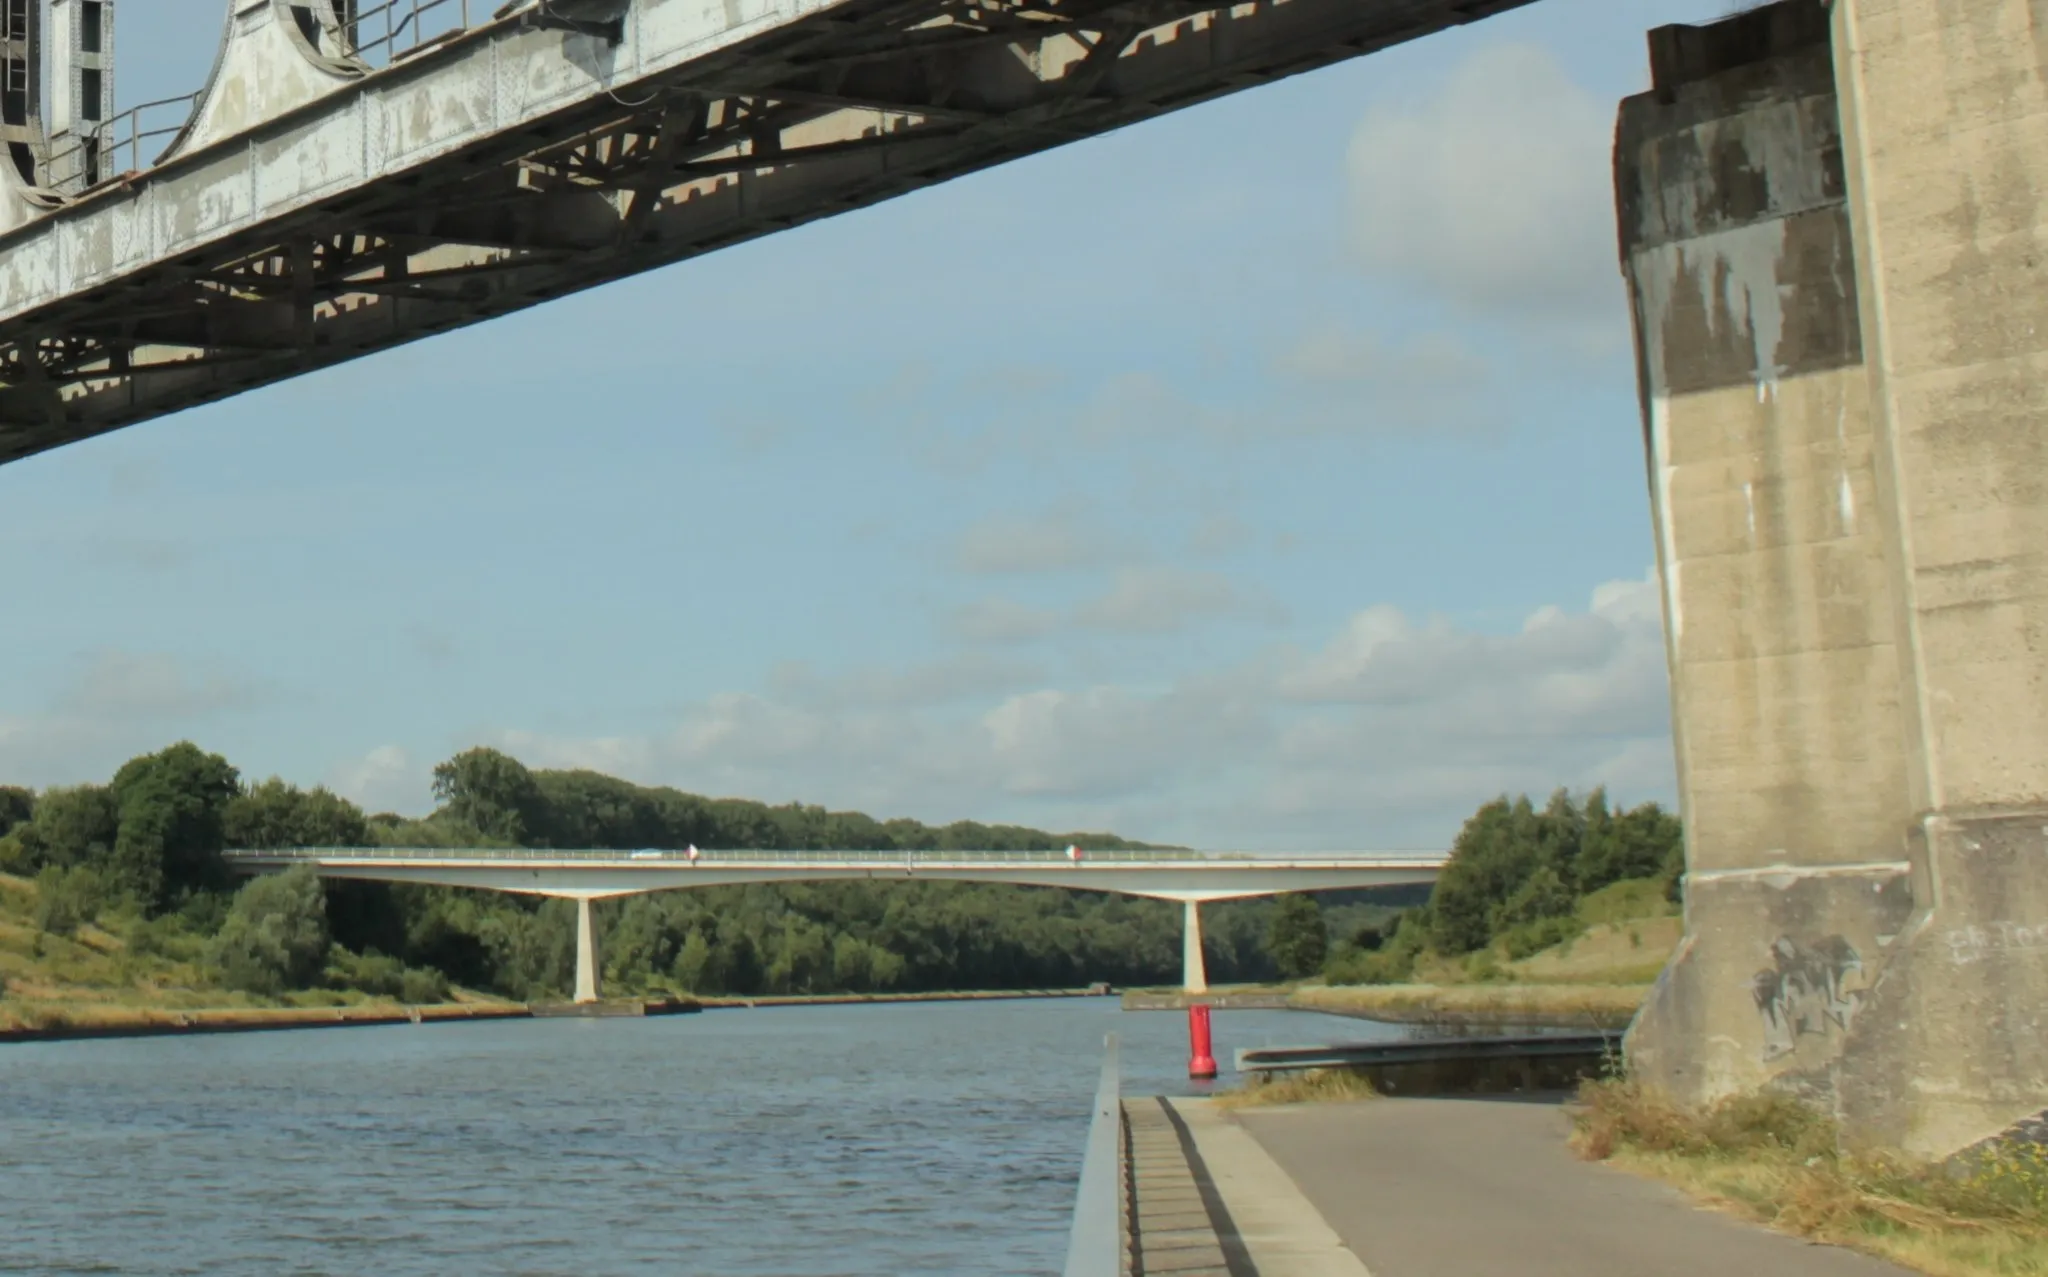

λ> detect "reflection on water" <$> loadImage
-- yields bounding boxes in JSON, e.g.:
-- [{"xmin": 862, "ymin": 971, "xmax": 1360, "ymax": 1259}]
[{"xmin": 0, "ymin": 1000, "xmax": 1397, "ymax": 1276}]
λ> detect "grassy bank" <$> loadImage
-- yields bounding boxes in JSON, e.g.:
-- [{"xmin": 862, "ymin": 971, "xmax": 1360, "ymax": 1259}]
[
  {"xmin": 1290, "ymin": 981, "xmax": 1647, "ymax": 1028},
  {"xmin": 1575, "ymin": 1079, "xmax": 2048, "ymax": 1276},
  {"xmin": 0, "ymin": 871, "xmax": 516, "ymax": 1035},
  {"xmin": 1297, "ymin": 877, "xmax": 1676, "ymax": 1029},
  {"xmin": 0, "ymin": 1001, "xmax": 527, "ymax": 1040}
]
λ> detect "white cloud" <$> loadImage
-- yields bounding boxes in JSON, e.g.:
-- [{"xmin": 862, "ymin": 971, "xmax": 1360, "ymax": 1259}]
[
  {"xmin": 954, "ymin": 507, "xmax": 1125, "ymax": 574},
  {"xmin": 949, "ymin": 568, "xmax": 1277, "ymax": 645},
  {"xmin": 766, "ymin": 653, "xmax": 1045, "ymax": 711},
  {"xmin": 327, "ymin": 745, "xmax": 432, "ymax": 816},
  {"xmin": 1278, "ymin": 570, "xmax": 1666, "ymax": 731},
  {"xmin": 55, "ymin": 650, "xmax": 262, "ymax": 718},
  {"xmin": 1187, "ymin": 510, "xmax": 1257, "ymax": 557},
  {"xmin": 76, "ymin": 533, "xmax": 191, "ymax": 574},
  {"xmin": 1072, "ymin": 567, "xmax": 1258, "ymax": 634},
  {"xmin": 0, "ymin": 652, "xmax": 270, "ymax": 788},
  {"xmin": 1346, "ymin": 43, "xmax": 1627, "ymax": 347},
  {"xmin": 476, "ymin": 571, "xmax": 1676, "ymax": 848},
  {"xmin": 1272, "ymin": 326, "xmax": 1488, "ymax": 390},
  {"xmin": 1073, "ymin": 371, "xmax": 1241, "ymax": 444},
  {"xmin": 950, "ymin": 597, "xmax": 1064, "ymax": 644}
]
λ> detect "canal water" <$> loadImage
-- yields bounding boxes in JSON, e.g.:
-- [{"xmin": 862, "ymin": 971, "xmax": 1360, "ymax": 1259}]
[{"xmin": 0, "ymin": 999, "xmax": 1400, "ymax": 1275}]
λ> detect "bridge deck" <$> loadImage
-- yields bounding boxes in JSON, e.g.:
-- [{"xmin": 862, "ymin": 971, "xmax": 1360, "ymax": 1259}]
[
  {"xmin": 0, "ymin": 0, "xmax": 1536, "ymax": 466},
  {"xmin": 222, "ymin": 846, "xmax": 1448, "ymax": 902},
  {"xmin": 226, "ymin": 845, "xmax": 1446, "ymax": 997}
]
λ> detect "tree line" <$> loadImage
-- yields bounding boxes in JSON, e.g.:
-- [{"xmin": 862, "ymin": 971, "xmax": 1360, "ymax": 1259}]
[
  {"xmin": 1318, "ymin": 788, "xmax": 1684, "ymax": 984},
  {"xmin": 0, "ymin": 744, "xmax": 1295, "ymax": 1000},
  {"xmin": 0, "ymin": 743, "xmax": 1685, "ymax": 1001}
]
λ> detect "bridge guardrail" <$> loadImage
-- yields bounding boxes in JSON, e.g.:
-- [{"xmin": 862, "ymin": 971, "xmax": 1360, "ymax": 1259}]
[
  {"xmin": 45, "ymin": 92, "xmax": 201, "ymax": 192},
  {"xmin": 1063, "ymin": 1033, "xmax": 1125, "ymax": 1277},
  {"xmin": 220, "ymin": 846, "xmax": 1443, "ymax": 865},
  {"xmin": 351, "ymin": 0, "xmax": 476, "ymax": 66}
]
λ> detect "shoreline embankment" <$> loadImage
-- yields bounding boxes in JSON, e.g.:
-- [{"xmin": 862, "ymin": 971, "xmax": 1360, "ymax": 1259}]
[
  {"xmin": 1, "ymin": 982, "xmax": 1648, "ymax": 1045},
  {"xmin": 0, "ymin": 1001, "xmax": 533, "ymax": 1044},
  {"xmin": 1123, "ymin": 983, "xmax": 1647, "ymax": 1030},
  {"xmin": 0, "ymin": 986, "xmax": 1119, "ymax": 1045}
]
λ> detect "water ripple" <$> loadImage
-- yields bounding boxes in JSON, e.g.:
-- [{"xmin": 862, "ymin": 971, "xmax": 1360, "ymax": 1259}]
[{"xmin": 0, "ymin": 1001, "xmax": 1395, "ymax": 1275}]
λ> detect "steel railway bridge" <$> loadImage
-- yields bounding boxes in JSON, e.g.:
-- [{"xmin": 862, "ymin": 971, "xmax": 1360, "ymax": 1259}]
[{"xmin": 0, "ymin": 0, "xmax": 1533, "ymax": 467}]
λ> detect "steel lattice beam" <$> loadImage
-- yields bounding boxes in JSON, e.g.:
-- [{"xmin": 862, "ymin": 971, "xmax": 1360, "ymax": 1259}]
[{"xmin": 0, "ymin": 0, "xmax": 1538, "ymax": 465}]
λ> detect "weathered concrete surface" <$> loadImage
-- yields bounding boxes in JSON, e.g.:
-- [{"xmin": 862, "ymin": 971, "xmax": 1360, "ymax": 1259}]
[
  {"xmin": 573, "ymin": 896, "xmax": 601, "ymax": 1004},
  {"xmin": 1617, "ymin": 0, "xmax": 1918, "ymax": 1110},
  {"xmin": 1828, "ymin": 0, "xmax": 2048, "ymax": 1159},
  {"xmin": 169, "ymin": 1, "xmax": 361, "ymax": 159},
  {"xmin": 1125, "ymin": 1097, "xmax": 1371, "ymax": 1277},
  {"xmin": 1621, "ymin": 0, "xmax": 2048, "ymax": 1158},
  {"xmin": 1239, "ymin": 1097, "xmax": 1914, "ymax": 1277},
  {"xmin": 1126, "ymin": 1098, "xmax": 1235, "ymax": 1277}
]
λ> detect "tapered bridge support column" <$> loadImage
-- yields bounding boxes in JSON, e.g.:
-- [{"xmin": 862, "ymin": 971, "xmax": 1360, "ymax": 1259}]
[
  {"xmin": 1182, "ymin": 900, "xmax": 1208, "ymax": 995},
  {"xmin": 1616, "ymin": 0, "xmax": 2048, "ymax": 1157},
  {"xmin": 574, "ymin": 898, "xmax": 601, "ymax": 1004}
]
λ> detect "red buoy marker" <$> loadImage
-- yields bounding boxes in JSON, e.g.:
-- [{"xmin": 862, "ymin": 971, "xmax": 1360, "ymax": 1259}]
[{"xmin": 1188, "ymin": 1003, "xmax": 1217, "ymax": 1080}]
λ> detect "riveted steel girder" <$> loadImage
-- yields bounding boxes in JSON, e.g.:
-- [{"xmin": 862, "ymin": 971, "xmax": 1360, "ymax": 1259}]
[{"xmin": 0, "ymin": 0, "xmax": 1535, "ymax": 466}]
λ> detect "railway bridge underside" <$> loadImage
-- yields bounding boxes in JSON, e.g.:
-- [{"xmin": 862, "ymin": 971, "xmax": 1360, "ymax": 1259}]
[{"xmin": 0, "ymin": 0, "xmax": 1532, "ymax": 465}]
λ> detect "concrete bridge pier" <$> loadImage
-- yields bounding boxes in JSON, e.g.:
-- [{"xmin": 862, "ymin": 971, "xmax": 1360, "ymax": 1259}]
[
  {"xmin": 1183, "ymin": 900, "xmax": 1209, "ymax": 995},
  {"xmin": 574, "ymin": 898, "xmax": 602, "ymax": 1005},
  {"xmin": 1618, "ymin": 0, "xmax": 2048, "ymax": 1158}
]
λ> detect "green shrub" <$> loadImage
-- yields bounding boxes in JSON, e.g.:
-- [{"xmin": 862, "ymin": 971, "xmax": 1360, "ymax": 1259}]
[
  {"xmin": 0, "ymin": 830, "xmax": 30, "ymax": 875},
  {"xmin": 1577, "ymin": 877, "xmax": 1675, "ymax": 927},
  {"xmin": 326, "ymin": 948, "xmax": 406, "ymax": 996},
  {"xmin": 1465, "ymin": 949, "xmax": 1504, "ymax": 982},
  {"xmin": 323, "ymin": 946, "xmax": 449, "ymax": 1004},
  {"xmin": 33, "ymin": 865, "xmax": 119, "ymax": 935},
  {"xmin": 174, "ymin": 889, "xmax": 232, "ymax": 937},
  {"xmin": 1324, "ymin": 909, "xmax": 1429, "ymax": 985},
  {"xmin": 399, "ymin": 967, "xmax": 449, "ymax": 1005},
  {"xmin": 122, "ymin": 912, "xmax": 198, "ymax": 960},
  {"xmin": 207, "ymin": 866, "xmax": 330, "ymax": 994},
  {"xmin": 1267, "ymin": 895, "xmax": 1329, "ymax": 978},
  {"xmin": 1324, "ymin": 944, "xmax": 1416, "ymax": 985},
  {"xmin": 1500, "ymin": 914, "xmax": 1585, "ymax": 960}
]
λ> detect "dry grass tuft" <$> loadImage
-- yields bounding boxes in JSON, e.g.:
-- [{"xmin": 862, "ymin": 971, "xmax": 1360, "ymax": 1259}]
[
  {"xmin": 1215, "ymin": 1067, "xmax": 1380, "ymax": 1110},
  {"xmin": 1575, "ymin": 1077, "xmax": 2048, "ymax": 1276}
]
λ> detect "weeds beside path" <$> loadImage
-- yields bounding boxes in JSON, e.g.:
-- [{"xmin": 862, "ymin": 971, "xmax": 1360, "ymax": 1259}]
[
  {"xmin": 1574, "ymin": 1079, "xmax": 2048, "ymax": 1276},
  {"xmin": 1215, "ymin": 1067, "xmax": 1381, "ymax": 1110}
]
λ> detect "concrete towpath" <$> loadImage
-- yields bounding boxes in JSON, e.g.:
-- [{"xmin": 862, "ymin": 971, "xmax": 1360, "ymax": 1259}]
[{"xmin": 1132, "ymin": 1094, "xmax": 1917, "ymax": 1277}]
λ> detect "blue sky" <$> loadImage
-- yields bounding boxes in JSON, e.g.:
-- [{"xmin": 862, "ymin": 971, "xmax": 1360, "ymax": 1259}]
[{"xmin": 0, "ymin": 0, "xmax": 1731, "ymax": 848}]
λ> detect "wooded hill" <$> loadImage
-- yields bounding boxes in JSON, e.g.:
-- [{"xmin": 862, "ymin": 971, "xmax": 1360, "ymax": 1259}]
[{"xmin": 0, "ymin": 742, "xmax": 1679, "ymax": 1004}]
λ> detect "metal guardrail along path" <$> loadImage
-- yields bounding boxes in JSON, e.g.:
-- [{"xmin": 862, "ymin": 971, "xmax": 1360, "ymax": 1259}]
[
  {"xmin": 1234, "ymin": 1032, "xmax": 1624, "ymax": 1074},
  {"xmin": 1064, "ymin": 1033, "xmax": 1124, "ymax": 1277},
  {"xmin": 1236, "ymin": 1032, "xmax": 1626, "ymax": 1098}
]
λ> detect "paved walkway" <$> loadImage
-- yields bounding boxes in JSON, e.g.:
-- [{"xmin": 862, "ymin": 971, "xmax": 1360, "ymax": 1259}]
[
  {"xmin": 1233, "ymin": 1096, "xmax": 1917, "ymax": 1277},
  {"xmin": 1126, "ymin": 1097, "xmax": 1367, "ymax": 1277}
]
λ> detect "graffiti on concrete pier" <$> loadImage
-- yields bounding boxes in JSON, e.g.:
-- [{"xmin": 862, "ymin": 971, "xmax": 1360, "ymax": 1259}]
[{"xmin": 1752, "ymin": 934, "xmax": 1863, "ymax": 1062}]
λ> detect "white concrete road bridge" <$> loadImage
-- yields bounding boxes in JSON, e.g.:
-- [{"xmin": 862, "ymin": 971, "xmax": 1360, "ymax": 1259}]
[
  {"xmin": 0, "ymin": 0, "xmax": 1535, "ymax": 466},
  {"xmin": 224, "ymin": 845, "xmax": 1447, "ymax": 1001}
]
